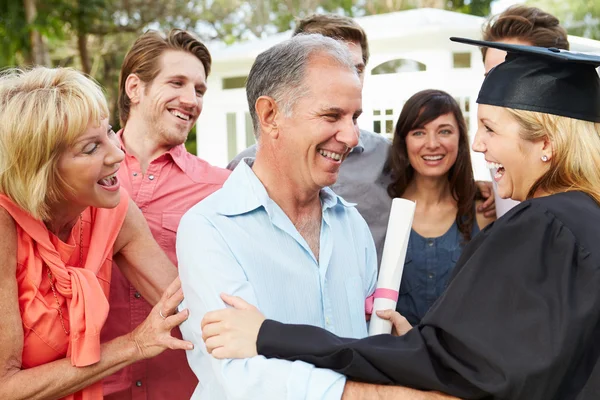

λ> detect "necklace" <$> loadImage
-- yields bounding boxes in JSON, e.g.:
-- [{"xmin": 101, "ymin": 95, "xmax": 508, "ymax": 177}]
[{"xmin": 46, "ymin": 214, "xmax": 84, "ymax": 336}]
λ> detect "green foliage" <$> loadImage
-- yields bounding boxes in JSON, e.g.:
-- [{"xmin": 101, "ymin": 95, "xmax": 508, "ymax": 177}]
[
  {"xmin": 527, "ymin": 0, "xmax": 600, "ymax": 40},
  {"xmin": 356, "ymin": 0, "xmax": 491, "ymax": 17},
  {"xmin": 2, "ymin": 0, "xmax": 498, "ymax": 150},
  {"xmin": 449, "ymin": 0, "xmax": 492, "ymax": 17},
  {"xmin": 185, "ymin": 126, "xmax": 197, "ymax": 155},
  {"xmin": 0, "ymin": 0, "xmax": 30, "ymax": 66}
]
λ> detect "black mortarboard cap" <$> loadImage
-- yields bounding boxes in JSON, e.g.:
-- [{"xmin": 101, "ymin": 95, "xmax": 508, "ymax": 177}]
[{"xmin": 450, "ymin": 37, "xmax": 600, "ymax": 123}]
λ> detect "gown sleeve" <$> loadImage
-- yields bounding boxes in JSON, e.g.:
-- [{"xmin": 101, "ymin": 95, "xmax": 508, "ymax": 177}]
[{"xmin": 256, "ymin": 202, "xmax": 600, "ymax": 399}]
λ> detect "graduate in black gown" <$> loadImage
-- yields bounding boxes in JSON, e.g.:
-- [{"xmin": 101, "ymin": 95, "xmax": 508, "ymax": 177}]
[{"xmin": 200, "ymin": 40, "xmax": 600, "ymax": 400}]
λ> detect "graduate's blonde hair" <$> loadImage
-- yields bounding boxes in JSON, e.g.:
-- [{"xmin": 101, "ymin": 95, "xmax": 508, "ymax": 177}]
[
  {"xmin": 0, "ymin": 67, "xmax": 108, "ymax": 220},
  {"xmin": 508, "ymin": 109, "xmax": 600, "ymax": 205}
]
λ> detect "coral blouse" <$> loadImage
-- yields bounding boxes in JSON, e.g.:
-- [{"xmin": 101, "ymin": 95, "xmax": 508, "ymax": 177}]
[{"xmin": 0, "ymin": 190, "xmax": 129, "ymax": 400}]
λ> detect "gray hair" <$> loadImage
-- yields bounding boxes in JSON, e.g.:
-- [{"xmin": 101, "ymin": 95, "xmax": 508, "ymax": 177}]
[{"xmin": 246, "ymin": 33, "xmax": 357, "ymax": 138}]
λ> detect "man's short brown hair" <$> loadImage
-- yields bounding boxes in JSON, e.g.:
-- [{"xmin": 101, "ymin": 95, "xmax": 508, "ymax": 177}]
[
  {"xmin": 481, "ymin": 5, "xmax": 569, "ymax": 61},
  {"xmin": 293, "ymin": 14, "xmax": 369, "ymax": 65},
  {"xmin": 118, "ymin": 29, "xmax": 211, "ymax": 126}
]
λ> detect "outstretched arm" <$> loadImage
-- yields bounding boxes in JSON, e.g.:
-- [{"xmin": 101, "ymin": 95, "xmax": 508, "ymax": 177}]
[{"xmin": 202, "ymin": 295, "xmax": 459, "ymax": 400}]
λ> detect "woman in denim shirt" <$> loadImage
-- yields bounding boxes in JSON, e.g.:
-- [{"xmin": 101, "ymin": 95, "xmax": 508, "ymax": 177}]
[{"xmin": 388, "ymin": 90, "xmax": 495, "ymax": 325}]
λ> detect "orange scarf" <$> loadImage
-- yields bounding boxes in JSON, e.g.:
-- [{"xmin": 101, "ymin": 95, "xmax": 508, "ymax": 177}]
[{"xmin": 0, "ymin": 191, "xmax": 129, "ymax": 399}]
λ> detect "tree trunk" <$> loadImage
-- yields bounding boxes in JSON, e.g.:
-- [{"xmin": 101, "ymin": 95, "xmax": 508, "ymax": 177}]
[
  {"xmin": 23, "ymin": 0, "xmax": 50, "ymax": 66},
  {"xmin": 77, "ymin": 32, "xmax": 92, "ymax": 74}
]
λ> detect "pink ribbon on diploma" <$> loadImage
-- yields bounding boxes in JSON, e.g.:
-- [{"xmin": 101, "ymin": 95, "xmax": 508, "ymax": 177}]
[{"xmin": 364, "ymin": 288, "xmax": 399, "ymax": 315}]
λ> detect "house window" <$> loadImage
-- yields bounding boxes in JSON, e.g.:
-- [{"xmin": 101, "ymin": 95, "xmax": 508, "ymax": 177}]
[
  {"xmin": 454, "ymin": 97, "xmax": 472, "ymax": 128},
  {"xmin": 453, "ymin": 52, "xmax": 471, "ymax": 69},
  {"xmin": 222, "ymin": 76, "xmax": 247, "ymax": 90},
  {"xmin": 372, "ymin": 59, "xmax": 426, "ymax": 75},
  {"xmin": 372, "ymin": 108, "xmax": 396, "ymax": 138}
]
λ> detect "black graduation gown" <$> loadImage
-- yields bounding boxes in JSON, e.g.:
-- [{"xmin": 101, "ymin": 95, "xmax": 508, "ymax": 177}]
[{"xmin": 256, "ymin": 191, "xmax": 600, "ymax": 399}]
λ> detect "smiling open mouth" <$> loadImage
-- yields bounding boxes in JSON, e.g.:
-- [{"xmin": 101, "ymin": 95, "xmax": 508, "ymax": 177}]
[
  {"xmin": 169, "ymin": 109, "xmax": 191, "ymax": 121},
  {"xmin": 487, "ymin": 161, "xmax": 505, "ymax": 180},
  {"xmin": 422, "ymin": 155, "xmax": 444, "ymax": 161},
  {"xmin": 318, "ymin": 149, "xmax": 343, "ymax": 161},
  {"xmin": 98, "ymin": 172, "xmax": 118, "ymax": 187}
]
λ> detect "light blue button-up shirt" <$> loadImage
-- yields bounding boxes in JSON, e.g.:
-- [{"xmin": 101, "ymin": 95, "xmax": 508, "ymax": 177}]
[{"xmin": 177, "ymin": 160, "xmax": 377, "ymax": 400}]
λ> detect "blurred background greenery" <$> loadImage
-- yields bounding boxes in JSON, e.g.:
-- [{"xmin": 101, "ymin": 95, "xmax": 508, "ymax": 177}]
[{"xmin": 1, "ymin": 0, "xmax": 597, "ymax": 153}]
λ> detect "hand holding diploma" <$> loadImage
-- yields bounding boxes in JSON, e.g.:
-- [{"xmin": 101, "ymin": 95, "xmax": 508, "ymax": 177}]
[{"xmin": 367, "ymin": 198, "xmax": 416, "ymax": 336}]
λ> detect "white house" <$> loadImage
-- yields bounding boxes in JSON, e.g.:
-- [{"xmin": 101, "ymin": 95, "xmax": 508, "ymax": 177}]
[{"xmin": 197, "ymin": 8, "xmax": 600, "ymax": 180}]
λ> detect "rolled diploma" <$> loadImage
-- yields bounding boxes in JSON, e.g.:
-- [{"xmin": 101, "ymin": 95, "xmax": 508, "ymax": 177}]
[{"xmin": 368, "ymin": 198, "xmax": 416, "ymax": 336}]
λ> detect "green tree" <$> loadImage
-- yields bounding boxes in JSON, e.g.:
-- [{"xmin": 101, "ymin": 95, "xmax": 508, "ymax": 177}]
[
  {"xmin": 527, "ymin": 0, "xmax": 600, "ymax": 40},
  {"xmin": 0, "ymin": 1, "xmax": 29, "ymax": 66},
  {"xmin": 358, "ymin": 0, "xmax": 491, "ymax": 17},
  {"xmin": 0, "ymin": 0, "xmax": 62, "ymax": 67}
]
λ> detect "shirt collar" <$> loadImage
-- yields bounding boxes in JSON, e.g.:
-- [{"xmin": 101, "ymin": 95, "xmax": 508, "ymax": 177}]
[
  {"xmin": 216, "ymin": 160, "xmax": 354, "ymax": 217},
  {"xmin": 117, "ymin": 129, "xmax": 190, "ymax": 173}
]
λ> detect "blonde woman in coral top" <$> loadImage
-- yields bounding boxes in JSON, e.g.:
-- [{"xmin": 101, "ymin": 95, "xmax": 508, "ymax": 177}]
[{"xmin": 0, "ymin": 67, "xmax": 193, "ymax": 400}]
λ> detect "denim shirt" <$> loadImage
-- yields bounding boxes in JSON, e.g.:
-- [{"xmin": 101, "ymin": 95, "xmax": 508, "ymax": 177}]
[{"xmin": 396, "ymin": 218, "xmax": 480, "ymax": 325}]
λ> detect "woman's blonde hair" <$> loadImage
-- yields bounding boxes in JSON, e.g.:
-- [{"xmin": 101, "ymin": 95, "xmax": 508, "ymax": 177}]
[
  {"xmin": 507, "ymin": 108, "xmax": 600, "ymax": 205},
  {"xmin": 0, "ymin": 67, "xmax": 108, "ymax": 220}
]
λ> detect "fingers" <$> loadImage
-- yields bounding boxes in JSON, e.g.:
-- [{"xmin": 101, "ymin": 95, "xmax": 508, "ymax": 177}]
[
  {"xmin": 201, "ymin": 320, "xmax": 223, "ymax": 342},
  {"xmin": 164, "ymin": 308, "xmax": 189, "ymax": 328},
  {"xmin": 163, "ymin": 276, "xmax": 182, "ymax": 299},
  {"xmin": 376, "ymin": 309, "xmax": 412, "ymax": 336},
  {"xmin": 164, "ymin": 336, "xmax": 194, "ymax": 351},
  {"xmin": 220, "ymin": 293, "xmax": 254, "ymax": 310},
  {"xmin": 201, "ymin": 309, "xmax": 232, "ymax": 330},
  {"xmin": 212, "ymin": 346, "xmax": 234, "ymax": 360},
  {"xmin": 204, "ymin": 334, "xmax": 225, "ymax": 355},
  {"xmin": 480, "ymin": 193, "xmax": 495, "ymax": 211},
  {"xmin": 201, "ymin": 294, "xmax": 254, "ymax": 329},
  {"xmin": 158, "ymin": 287, "xmax": 184, "ymax": 319},
  {"xmin": 483, "ymin": 207, "xmax": 497, "ymax": 218},
  {"xmin": 375, "ymin": 309, "xmax": 395, "ymax": 321},
  {"xmin": 475, "ymin": 180, "xmax": 493, "ymax": 197}
]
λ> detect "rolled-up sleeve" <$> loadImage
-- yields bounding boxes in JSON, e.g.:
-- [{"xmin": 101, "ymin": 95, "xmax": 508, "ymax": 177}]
[{"xmin": 176, "ymin": 211, "xmax": 346, "ymax": 400}]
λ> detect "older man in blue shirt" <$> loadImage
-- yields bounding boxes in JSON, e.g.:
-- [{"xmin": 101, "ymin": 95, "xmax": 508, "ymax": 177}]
[
  {"xmin": 177, "ymin": 28, "xmax": 457, "ymax": 400},
  {"xmin": 228, "ymin": 15, "xmax": 393, "ymax": 265},
  {"xmin": 177, "ymin": 34, "xmax": 375, "ymax": 399}
]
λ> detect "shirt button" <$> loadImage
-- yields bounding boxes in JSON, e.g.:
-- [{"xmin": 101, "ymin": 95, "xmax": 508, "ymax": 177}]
[
  {"xmin": 325, "ymin": 317, "xmax": 331, "ymax": 325},
  {"xmin": 427, "ymin": 240, "xmax": 434, "ymax": 247},
  {"xmin": 428, "ymin": 273, "xmax": 435, "ymax": 279},
  {"xmin": 134, "ymin": 292, "xmax": 141, "ymax": 299},
  {"xmin": 132, "ymin": 172, "xmax": 138, "ymax": 176},
  {"xmin": 135, "ymin": 381, "xmax": 142, "ymax": 387},
  {"xmin": 148, "ymin": 175, "xmax": 155, "ymax": 180}
]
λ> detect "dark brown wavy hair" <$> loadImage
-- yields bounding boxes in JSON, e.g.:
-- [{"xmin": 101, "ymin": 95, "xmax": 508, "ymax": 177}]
[
  {"xmin": 481, "ymin": 5, "xmax": 569, "ymax": 61},
  {"xmin": 387, "ymin": 89, "xmax": 477, "ymax": 242}
]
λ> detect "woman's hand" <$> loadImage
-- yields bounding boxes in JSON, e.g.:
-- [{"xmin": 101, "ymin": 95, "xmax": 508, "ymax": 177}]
[
  {"xmin": 376, "ymin": 309, "xmax": 412, "ymax": 336},
  {"xmin": 201, "ymin": 293, "xmax": 266, "ymax": 359},
  {"xmin": 129, "ymin": 277, "xmax": 193, "ymax": 360},
  {"xmin": 475, "ymin": 180, "xmax": 496, "ymax": 218}
]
